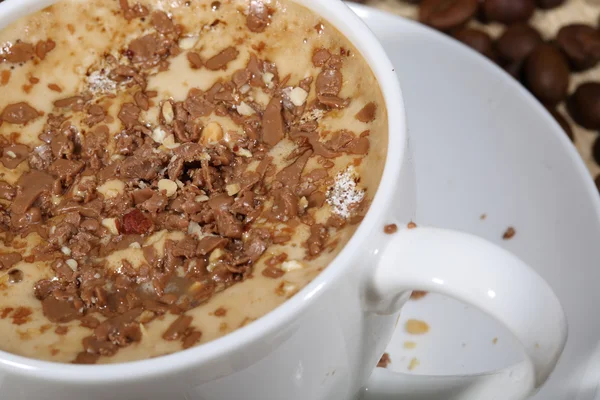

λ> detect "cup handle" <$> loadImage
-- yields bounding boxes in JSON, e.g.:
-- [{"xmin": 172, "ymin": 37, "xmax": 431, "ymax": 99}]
[{"xmin": 362, "ymin": 227, "xmax": 568, "ymax": 400}]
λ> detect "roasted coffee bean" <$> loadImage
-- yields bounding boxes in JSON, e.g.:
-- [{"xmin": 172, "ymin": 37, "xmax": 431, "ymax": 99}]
[
  {"xmin": 536, "ymin": 0, "xmax": 565, "ymax": 8},
  {"xmin": 546, "ymin": 108, "xmax": 574, "ymax": 142},
  {"xmin": 524, "ymin": 44, "xmax": 570, "ymax": 106},
  {"xmin": 503, "ymin": 61, "xmax": 523, "ymax": 80},
  {"xmin": 496, "ymin": 23, "xmax": 543, "ymax": 64},
  {"xmin": 482, "ymin": 0, "xmax": 535, "ymax": 24},
  {"xmin": 419, "ymin": 0, "xmax": 479, "ymax": 32},
  {"xmin": 556, "ymin": 24, "xmax": 600, "ymax": 72},
  {"xmin": 593, "ymin": 136, "xmax": 600, "ymax": 165},
  {"xmin": 453, "ymin": 28, "xmax": 496, "ymax": 60},
  {"xmin": 567, "ymin": 82, "xmax": 600, "ymax": 130}
]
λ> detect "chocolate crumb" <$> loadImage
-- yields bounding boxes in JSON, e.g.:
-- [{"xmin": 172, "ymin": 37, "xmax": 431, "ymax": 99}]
[
  {"xmin": 214, "ymin": 307, "xmax": 227, "ymax": 317},
  {"xmin": 1, "ymin": 102, "xmax": 40, "ymax": 125},
  {"xmin": 55, "ymin": 325, "xmax": 69, "ymax": 335},
  {"xmin": 503, "ymin": 227, "xmax": 516, "ymax": 240},
  {"xmin": 163, "ymin": 315, "xmax": 193, "ymax": 341},
  {"xmin": 11, "ymin": 307, "xmax": 32, "ymax": 325},
  {"xmin": 355, "ymin": 102, "xmax": 377, "ymax": 123},
  {"xmin": 384, "ymin": 224, "xmax": 398, "ymax": 234},
  {"xmin": 410, "ymin": 291, "xmax": 428, "ymax": 300},
  {"xmin": 47, "ymin": 84, "xmax": 62, "ymax": 92},
  {"xmin": 187, "ymin": 52, "xmax": 204, "ymax": 69},
  {"xmin": 182, "ymin": 330, "xmax": 202, "ymax": 349},
  {"xmin": 262, "ymin": 265, "xmax": 285, "ymax": 278},
  {"xmin": 247, "ymin": 0, "xmax": 272, "ymax": 33},
  {"xmin": 205, "ymin": 47, "xmax": 239, "ymax": 71},
  {"xmin": 377, "ymin": 353, "xmax": 391, "ymax": 368}
]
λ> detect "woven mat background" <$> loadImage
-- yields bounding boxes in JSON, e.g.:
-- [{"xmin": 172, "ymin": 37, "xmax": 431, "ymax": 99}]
[{"xmin": 363, "ymin": 0, "xmax": 600, "ymax": 179}]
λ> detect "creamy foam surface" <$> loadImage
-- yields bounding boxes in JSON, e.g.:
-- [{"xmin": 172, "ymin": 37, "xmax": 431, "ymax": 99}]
[{"xmin": 0, "ymin": 0, "xmax": 387, "ymax": 363}]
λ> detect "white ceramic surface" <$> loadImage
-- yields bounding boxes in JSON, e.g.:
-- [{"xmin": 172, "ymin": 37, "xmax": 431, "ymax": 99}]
[
  {"xmin": 0, "ymin": 0, "xmax": 574, "ymax": 399},
  {"xmin": 350, "ymin": 4, "xmax": 600, "ymax": 400}
]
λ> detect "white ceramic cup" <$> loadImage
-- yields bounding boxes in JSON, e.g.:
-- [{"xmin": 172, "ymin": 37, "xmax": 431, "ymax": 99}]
[{"xmin": 0, "ymin": 0, "xmax": 567, "ymax": 399}]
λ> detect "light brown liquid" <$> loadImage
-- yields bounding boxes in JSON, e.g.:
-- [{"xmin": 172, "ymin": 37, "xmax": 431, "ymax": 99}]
[{"xmin": 0, "ymin": 0, "xmax": 387, "ymax": 363}]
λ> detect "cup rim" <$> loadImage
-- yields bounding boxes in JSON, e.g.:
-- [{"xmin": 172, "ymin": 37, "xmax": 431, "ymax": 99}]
[{"xmin": 0, "ymin": 0, "xmax": 406, "ymax": 382}]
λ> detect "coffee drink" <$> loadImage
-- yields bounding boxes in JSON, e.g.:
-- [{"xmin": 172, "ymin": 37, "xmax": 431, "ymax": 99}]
[{"xmin": 0, "ymin": 0, "xmax": 387, "ymax": 364}]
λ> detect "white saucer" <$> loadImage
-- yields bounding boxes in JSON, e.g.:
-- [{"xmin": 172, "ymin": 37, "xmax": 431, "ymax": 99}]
[{"xmin": 353, "ymin": 4, "xmax": 600, "ymax": 399}]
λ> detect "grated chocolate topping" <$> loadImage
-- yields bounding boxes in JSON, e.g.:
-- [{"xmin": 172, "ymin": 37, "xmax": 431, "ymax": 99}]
[{"xmin": 0, "ymin": 0, "xmax": 382, "ymax": 364}]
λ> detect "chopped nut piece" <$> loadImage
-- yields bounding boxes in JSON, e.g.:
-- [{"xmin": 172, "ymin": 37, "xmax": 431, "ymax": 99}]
[
  {"xmin": 65, "ymin": 259, "xmax": 78, "ymax": 271},
  {"xmin": 201, "ymin": 122, "xmax": 224, "ymax": 145},
  {"xmin": 234, "ymin": 148, "xmax": 252, "ymax": 158},
  {"xmin": 236, "ymin": 101, "xmax": 255, "ymax": 116},
  {"xmin": 263, "ymin": 72, "xmax": 274, "ymax": 88},
  {"xmin": 97, "ymin": 179, "xmax": 125, "ymax": 199},
  {"xmin": 162, "ymin": 134, "xmax": 181, "ymax": 149},
  {"xmin": 162, "ymin": 101, "xmax": 174, "ymax": 124},
  {"xmin": 226, "ymin": 183, "xmax": 241, "ymax": 196},
  {"xmin": 289, "ymin": 87, "xmax": 308, "ymax": 106},
  {"xmin": 281, "ymin": 260, "xmax": 304, "ymax": 272},
  {"xmin": 61, "ymin": 246, "xmax": 72, "ymax": 256},
  {"xmin": 207, "ymin": 248, "xmax": 225, "ymax": 272},
  {"xmin": 158, "ymin": 179, "xmax": 178, "ymax": 197},
  {"xmin": 299, "ymin": 196, "xmax": 308, "ymax": 209},
  {"xmin": 209, "ymin": 248, "xmax": 224, "ymax": 264},
  {"xmin": 188, "ymin": 221, "xmax": 204, "ymax": 238},
  {"xmin": 102, "ymin": 218, "xmax": 120, "ymax": 235},
  {"xmin": 151, "ymin": 127, "xmax": 167, "ymax": 144},
  {"xmin": 195, "ymin": 195, "xmax": 209, "ymax": 202},
  {"xmin": 276, "ymin": 281, "xmax": 297, "ymax": 297},
  {"xmin": 179, "ymin": 36, "xmax": 198, "ymax": 50}
]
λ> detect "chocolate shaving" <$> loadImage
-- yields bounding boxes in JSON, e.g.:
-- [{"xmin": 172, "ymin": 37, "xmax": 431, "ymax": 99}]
[
  {"xmin": 0, "ymin": 253, "xmax": 22, "ymax": 270},
  {"xmin": 12, "ymin": 171, "xmax": 54, "ymax": 214},
  {"xmin": 187, "ymin": 52, "xmax": 204, "ymax": 69},
  {"xmin": 163, "ymin": 315, "xmax": 192, "ymax": 341},
  {"xmin": 356, "ymin": 102, "xmax": 377, "ymax": 123},
  {"xmin": 1, "ymin": 102, "xmax": 40, "ymax": 125},
  {"xmin": 262, "ymin": 97, "xmax": 284, "ymax": 146},
  {"xmin": 5, "ymin": 42, "xmax": 35, "ymax": 63},
  {"xmin": 205, "ymin": 47, "xmax": 240, "ymax": 71},
  {"xmin": 0, "ymin": 145, "xmax": 29, "ymax": 169},
  {"xmin": 247, "ymin": 0, "xmax": 272, "ymax": 33}
]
